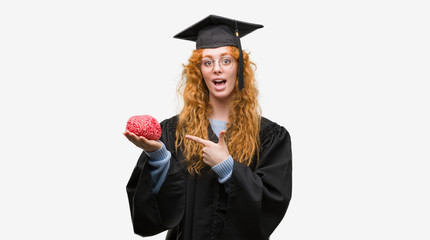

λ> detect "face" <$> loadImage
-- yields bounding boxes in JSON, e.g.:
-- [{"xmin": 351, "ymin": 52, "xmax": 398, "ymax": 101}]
[{"xmin": 201, "ymin": 46, "xmax": 238, "ymax": 101}]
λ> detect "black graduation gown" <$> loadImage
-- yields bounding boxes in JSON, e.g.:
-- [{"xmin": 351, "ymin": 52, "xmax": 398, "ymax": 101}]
[{"xmin": 126, "ymin": 115, "xmax": 292, "ymax": 240}]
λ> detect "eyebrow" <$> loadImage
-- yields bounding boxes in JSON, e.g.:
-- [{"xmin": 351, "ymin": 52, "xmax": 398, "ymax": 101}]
[{"xmin": 202, "ymin": 52, "xmax": 232, "ymax": 59}]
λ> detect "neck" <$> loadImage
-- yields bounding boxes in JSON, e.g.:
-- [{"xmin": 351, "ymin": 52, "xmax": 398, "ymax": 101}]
[{"xmin": 209, "ymin": 95, "xmax": 233, "ymax": 122}]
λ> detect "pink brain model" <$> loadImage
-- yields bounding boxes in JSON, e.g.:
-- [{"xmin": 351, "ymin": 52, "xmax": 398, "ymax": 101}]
[{"xmin": 126, "ymin": 115, "xmax": 161, "ymax": 140}]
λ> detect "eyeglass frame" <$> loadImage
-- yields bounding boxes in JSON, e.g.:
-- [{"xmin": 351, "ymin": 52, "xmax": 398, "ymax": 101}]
[{"xmin": 199, "ymin": 55, "xmax": 236, "ymax": 72}]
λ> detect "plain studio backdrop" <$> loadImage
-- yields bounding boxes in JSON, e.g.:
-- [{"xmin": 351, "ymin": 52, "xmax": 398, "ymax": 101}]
[{"xmin": 0, "ymin": 0, "xmax": 429, "ymax": 239}]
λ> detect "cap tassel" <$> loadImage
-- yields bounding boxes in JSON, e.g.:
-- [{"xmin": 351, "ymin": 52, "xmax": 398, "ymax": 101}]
[{"xmin": 235, "ymin": 22, "xmax": 244, "ymax": 90}]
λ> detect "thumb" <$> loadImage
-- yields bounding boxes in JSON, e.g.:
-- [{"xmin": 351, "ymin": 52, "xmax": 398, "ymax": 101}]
[{"xmin": 218, "ymin": 130, "xmax": 226, "ymax": 146}]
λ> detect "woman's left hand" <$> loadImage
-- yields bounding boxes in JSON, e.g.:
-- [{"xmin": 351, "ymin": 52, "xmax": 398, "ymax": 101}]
[{"xmin": 185, "ymin": 130, "xmax": 229, "ymax": 167}]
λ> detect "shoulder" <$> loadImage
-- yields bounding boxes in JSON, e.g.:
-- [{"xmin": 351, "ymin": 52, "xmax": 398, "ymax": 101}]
[
  {"xmin": 259, "ymin": 116, "xmax": 291, "ymax": 146},
  {"xmin": 158, "ymin": 115, "xmax": 179, "ymax": 150},
  {"xmin": 260, "ymin": 116, "xmax": 289, "ymax": 137},
  {"xmin": 159, "ymin": 115, "xmax": 179, "ymax": 133}
]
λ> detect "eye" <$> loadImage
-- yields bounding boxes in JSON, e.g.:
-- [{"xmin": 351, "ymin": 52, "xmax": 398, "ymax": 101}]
[
  {"xmin": 202, "ymin": 60, "xmax": 213, "ymax": 67},
  {"xmin": 221, "ymin": 57, "xmax": 232, "ymax": 65}
]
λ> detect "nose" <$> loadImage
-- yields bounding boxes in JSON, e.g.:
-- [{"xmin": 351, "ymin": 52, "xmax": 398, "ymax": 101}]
[{"xmin": 212, "ymin": 61, "xmax": 222, "ymax": 73}]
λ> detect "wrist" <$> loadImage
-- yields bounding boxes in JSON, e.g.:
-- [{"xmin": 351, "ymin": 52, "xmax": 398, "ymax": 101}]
[
  {"xmin": 212, "ymin": 156, "xmax": 233, "ymax": 181},
  {"xmin": 145, "ymin": 141, "xmax": 169, "ymax": 161},
  {"xmin": 144, "ymin": 141, "xmax": 162, "ymax": 152}
]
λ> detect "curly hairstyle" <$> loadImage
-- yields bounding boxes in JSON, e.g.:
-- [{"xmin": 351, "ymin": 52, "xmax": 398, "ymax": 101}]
[{"xmin": 176, "ymin": 46, "xmax": 261, "ymax": 174}]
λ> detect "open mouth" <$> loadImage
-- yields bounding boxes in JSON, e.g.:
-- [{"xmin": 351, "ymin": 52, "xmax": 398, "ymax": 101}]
[{"xmin": 213, "ymin": 79, "xmax": 226, "ymax": 86}]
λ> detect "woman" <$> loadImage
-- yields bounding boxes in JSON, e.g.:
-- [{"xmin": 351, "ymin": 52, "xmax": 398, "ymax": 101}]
[{"xmin": 124, "ymin": 15, "xmax": 292, "ymax": 240}]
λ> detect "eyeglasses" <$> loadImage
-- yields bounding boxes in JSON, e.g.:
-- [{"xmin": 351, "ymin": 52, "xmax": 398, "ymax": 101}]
[{"xmin": 200, "ymin": 56, "xmax": 235, "ymax": 71}]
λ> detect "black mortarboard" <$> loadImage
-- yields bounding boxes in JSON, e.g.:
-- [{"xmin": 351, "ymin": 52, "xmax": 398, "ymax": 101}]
[{"xmin": 174, "ymin": 15, "xmax": 263, "ymax": 90}]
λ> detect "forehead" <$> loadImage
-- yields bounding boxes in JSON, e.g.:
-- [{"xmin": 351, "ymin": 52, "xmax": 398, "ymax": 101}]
[{"xmin": 202, "ymin": 46, "xmax": 231, "ymax": 57}]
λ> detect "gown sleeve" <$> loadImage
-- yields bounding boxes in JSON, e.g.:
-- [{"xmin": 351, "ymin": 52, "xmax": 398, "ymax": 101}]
[
  {"xmin": 126, "ymin": 117, "xmax": 185, "ymax": 237},
  {"xmin": 223, "ymin": 121, "xmax": 293, "ymax": 239},
  {"xmin": 145, "ymin": 143, "xmax": 171, "ymax": 194}
]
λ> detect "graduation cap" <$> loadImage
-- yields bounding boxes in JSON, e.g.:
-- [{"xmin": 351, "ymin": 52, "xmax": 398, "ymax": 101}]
[{"xmin": 174, "ymin": 15, "xmax": 263, "ymax": 90}]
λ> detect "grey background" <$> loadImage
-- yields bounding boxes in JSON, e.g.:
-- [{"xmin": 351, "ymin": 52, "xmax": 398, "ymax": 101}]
[{"xmin": 1, "ymin": 0, "xmax": 429, "ymax": 239}]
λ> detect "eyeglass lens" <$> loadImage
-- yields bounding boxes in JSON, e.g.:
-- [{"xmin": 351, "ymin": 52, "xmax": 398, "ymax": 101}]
[{"xmin": 201, "ymin": 56, "xmax": 234, "ymax": 71}]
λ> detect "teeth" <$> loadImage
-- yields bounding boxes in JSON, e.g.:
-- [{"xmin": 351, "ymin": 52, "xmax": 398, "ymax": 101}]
[{"xmin": 214, "ymin": 79, "xmax": 224, "ymax": 83}]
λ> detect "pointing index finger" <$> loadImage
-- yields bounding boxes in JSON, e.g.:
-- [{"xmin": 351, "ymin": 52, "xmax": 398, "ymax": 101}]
[{"xmin": 185, "ymin": 135, "xmax": 211, "ymax": 146}]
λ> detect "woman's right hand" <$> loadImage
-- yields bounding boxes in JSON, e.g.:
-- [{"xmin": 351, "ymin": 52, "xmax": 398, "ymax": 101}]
[{"xmin": 123, "ymin": 130, "xmax": 162, "ymax": 152}]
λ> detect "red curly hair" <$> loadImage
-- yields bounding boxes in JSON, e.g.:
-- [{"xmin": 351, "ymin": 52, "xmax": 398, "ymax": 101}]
[{"xmin": 176, "ymin": 46, "xmax": 261, "ymax": 174}]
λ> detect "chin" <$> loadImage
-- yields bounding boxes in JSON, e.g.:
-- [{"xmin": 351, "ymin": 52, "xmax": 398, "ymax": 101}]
[{"xmin": 211, "ymin": 90, "xmax": 234, "ymax": 100}]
